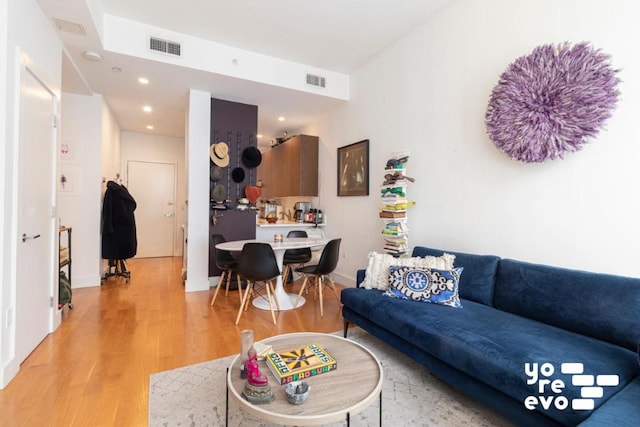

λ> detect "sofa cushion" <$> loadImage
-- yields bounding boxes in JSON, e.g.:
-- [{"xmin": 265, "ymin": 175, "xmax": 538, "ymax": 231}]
[
  {"xmin": 494, "ymin": 259, "xmax": 640, "ymax": 351},
  {"xmin": 411, "ymin": 246, "xmax": 499, "ymax": 306},
  {"xmin": 341, "ymin": 287, "xmax": 639, "ymax": 426},
  {"xmin": 360, "ymin": 251, "xmax": 455, "ymax": 291},
  {"xmin": 385, "ymin": 266, "xmax": 463, "ymax": 307}
]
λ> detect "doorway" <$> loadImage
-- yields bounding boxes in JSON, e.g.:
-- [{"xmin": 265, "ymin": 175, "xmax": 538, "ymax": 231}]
[
  {"xmin": 126, "ymin": 161, "xmax": 176, "ymax": 258},
  {"xmin": 15, "ymin": 60, "xmax": 57, "ymax": 364}
]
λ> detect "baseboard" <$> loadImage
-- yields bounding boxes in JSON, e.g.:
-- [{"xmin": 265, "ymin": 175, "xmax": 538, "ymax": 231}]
[
  {"xmin": 332, "ymin": 271, "xmax": 356, "ymax": 287},
  {"xmin": 185, "ymin": 277, "xmax": 210, "ymax": 292},
  {"xmin": 0, "ymin": 358, "xmax": 19, "ymax": 389}
]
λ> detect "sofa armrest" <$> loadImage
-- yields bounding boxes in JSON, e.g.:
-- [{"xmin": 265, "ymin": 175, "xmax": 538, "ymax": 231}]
[
  {"xmin": 356, "ymin": 269, "xmax": 366, "ymax": 288},
  {"xmin": 578, "ymin": 377, "xmax": 640, "ymax": 426}
]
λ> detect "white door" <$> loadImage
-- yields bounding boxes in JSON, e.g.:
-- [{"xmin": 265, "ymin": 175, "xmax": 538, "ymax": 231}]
[
  {"xmin": 127, "ymin": 161, "xmax": 176, "ymax": 258},
  {"xmin": 16, "ymin": 65, "xmax": 56, "ymax": 363}
]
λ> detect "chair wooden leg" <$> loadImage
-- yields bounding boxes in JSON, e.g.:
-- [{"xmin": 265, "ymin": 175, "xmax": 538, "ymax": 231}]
[
  {"xmin": 313, "ymin": 276, "xmax": 319, "ymax": 301},
  {"xmin": 319, "ymin": 276, "xmax": 324, "ymax": 317},
  {"xmin": 326, "ymin": 275, "xmax": 340, "ymax": 302},
  {"xmin": 269, "ymin": 280, "xmax": 281, "ymax": 312},
  {"xmin": 244, "ymin": 285, "xmax": 254, "ymax": 312},
  {"xmin": 294, "ymin": 276, "xmax": 308, "ymax": 307},
  {"xmin": 210, "ymin": 271, "xmax": 226, "ymax": 306},
  {"xmin": 236, "ymin": 273, "xmax": 243, "ymax": 304},
  {"xmin": 265, "ymin": 281, "xmax": 277, "ymax": 325},
  {"xmin": 235, "ymin": 281, "xmax": 252, "ymax": 325}
]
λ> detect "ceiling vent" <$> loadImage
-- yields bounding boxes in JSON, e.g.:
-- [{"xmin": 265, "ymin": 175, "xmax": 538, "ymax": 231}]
[
  {"xmin": 53, "ymin": 18, "xmax": 86, "ymax": 36},
  {"xmin": 306, "ymin": 73, "xmax": 326, "ymax": 88},
  {"xmin": 148, "ymin": 36, "xmax": 181, "ymax": 57}
]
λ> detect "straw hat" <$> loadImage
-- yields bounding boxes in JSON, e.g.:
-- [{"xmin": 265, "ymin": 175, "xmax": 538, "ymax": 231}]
[{"xmin": 210, "ymin": 142, "xmax": 229, "ymax": 167}]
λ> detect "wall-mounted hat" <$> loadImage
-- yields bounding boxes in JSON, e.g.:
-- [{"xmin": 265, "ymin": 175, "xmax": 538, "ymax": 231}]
[
  {"xmin": 231, "ymin": 167, "xmax": 245, "ymax": 183},
  {"xmin": 211, "ymin": 184, "xmax": 227, "ymax": 202},
  {"xmin": 210, "ymin": 142, "xmax": 229, "ymax": 167},
  {"xmin": 210, "ymin": 165, "xmax": 224, "ymax": 182},
  {"xmin": 244, "ymin": 185, "xmax": 262, "ymax": 204},
  {"xmin": 242, "ymin": 146, "xmax": 262, "ymax": 168}
]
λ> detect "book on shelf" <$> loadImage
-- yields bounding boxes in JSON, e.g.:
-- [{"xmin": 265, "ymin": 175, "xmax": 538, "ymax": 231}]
[
  {"xmin": 382, "ymin": 221, "xmax": 409, "ymax": 235},
  {"xmin": 265, "ymin": 343, "xmax": 337, "ymax": 385},
  {"xmin": 380, "ymin": 211, "xmax": 407, "ymax": 219}
]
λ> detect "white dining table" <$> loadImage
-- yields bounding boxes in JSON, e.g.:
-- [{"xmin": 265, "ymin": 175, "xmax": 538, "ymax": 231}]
[{"xmin": 215, "ymin": 237, "xmax": 328, "ymax": 311}]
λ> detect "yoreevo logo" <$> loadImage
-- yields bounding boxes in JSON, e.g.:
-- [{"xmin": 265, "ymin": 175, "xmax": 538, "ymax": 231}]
[{"xmin": 524, "ymin": 362, "xmax": 619, "ymax": 411}]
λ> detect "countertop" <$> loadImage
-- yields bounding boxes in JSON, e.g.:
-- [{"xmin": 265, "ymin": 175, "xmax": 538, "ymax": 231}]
[{"xmin": 256, "ymin": 219, "xmax": 325, "ymax": 227}]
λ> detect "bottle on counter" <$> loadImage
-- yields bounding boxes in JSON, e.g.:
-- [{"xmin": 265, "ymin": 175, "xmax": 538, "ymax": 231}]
[{"xmin": 317, "ymin": 210, "xmax": 323, "ymax": 224}]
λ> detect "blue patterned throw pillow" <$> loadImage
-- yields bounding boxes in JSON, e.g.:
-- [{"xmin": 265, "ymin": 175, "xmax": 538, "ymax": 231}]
[{"xmin": 385, "ymin": 266, "xmax": 463, "ymax": 308}]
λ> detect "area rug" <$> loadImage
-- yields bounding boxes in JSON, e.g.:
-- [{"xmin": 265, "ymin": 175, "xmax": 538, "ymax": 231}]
[{"xmin": 149, "ymin": 327, "xmax": 512, "ymax": 426}]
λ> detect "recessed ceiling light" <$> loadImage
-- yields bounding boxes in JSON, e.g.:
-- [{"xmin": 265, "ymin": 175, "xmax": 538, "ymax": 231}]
[
  {"xmin": 138, "ymin": 77, "xmax": 149, "ymax": 85},
  {"xmin": 82, "ymin": 50, "xmax": 102, "ymax": 62},
  {"xmin": 257, "ymin": 134, "xmax": 263, "ymax": 138},
  {"xmin": 143, "ymin": 105, "xmax": 152, "ymax": 113},
  {"xmin": 146, "ymin": 125, "xmax": 154, "ymax": 130},
  {"xmin": 278, "ymin": 116, "xmax": 285, "ymax": 122}
]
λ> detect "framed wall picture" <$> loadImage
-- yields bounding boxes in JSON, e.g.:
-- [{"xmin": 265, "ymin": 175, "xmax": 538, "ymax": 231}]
[{"xmin": 337, "ymin": 139, "xmax": 369, "ymax": 196}]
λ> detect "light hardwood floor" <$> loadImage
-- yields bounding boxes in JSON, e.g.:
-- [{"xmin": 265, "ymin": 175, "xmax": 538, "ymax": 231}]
[{"xmin": 0, "ymin": 257, "xmax": 346, "ymax": 426}]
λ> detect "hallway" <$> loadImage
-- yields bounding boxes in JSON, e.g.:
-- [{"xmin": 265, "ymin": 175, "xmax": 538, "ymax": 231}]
[{"xmin": 0, "ymin": 257, "xmax": 345, "ymax": 426}]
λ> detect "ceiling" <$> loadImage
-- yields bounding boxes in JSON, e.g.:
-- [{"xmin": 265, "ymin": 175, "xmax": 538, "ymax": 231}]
[{"xmin": 38, "ymin": 0, "xmax": 452, "ymax": 146}]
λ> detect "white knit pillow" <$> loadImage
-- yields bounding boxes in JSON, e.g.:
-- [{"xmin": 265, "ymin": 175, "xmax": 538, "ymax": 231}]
[{"xmin": 361, "ymin": 251, "xmax": 456, "ymax": 291}]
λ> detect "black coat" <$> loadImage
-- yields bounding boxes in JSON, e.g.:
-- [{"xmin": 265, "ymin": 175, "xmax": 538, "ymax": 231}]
[{"xmin": 102, "ymin": 181, "xmax": 137, "ymax": 260}]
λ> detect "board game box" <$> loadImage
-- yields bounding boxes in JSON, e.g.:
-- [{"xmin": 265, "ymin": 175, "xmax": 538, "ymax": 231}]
[{"xmin": 265, "ymin": 343, "xmax": 337, "ymax": 385}]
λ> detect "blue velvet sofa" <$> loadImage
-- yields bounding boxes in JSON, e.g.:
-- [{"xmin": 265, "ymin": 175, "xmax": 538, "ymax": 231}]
[{"xmin": 341, "ymin": 246, "xmax": 640, "ymax": 426}]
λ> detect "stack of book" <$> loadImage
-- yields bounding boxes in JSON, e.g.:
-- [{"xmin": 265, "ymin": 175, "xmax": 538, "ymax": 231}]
[
  {"xmin": 384, "ymin": 235, "xmax": 409, "ymax": 255},
  {"xmin": 379, "ymin": 157, "xmax": 415, "ymax": 257},
  {"xmin": 265, "ymin": 343, "xmax": 337, "ymax": 385}
]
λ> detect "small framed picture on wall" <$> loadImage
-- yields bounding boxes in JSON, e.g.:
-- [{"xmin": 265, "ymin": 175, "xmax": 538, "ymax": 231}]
[{"xmin": 337, "ymin": 139, "xmax": 369, "ymax": 196}]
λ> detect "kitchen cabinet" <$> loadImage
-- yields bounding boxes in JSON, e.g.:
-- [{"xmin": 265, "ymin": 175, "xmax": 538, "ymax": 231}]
[
  {"xmin": 258, "ymin": 134, "xmax": 318, "ymax": 197},
  {"xmin": 256, "ymin": 149, "xmax": 272, "ymax": 198}
]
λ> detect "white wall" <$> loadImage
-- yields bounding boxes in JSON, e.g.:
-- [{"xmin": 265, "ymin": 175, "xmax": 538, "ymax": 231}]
[
  {"xmin": 310, "ymin": 0, "xmax": 640, "ymax": 284},
  {"xmin": 120, "ymin": 131, "xmax": 186, "ymax": 256},
  {"xmin": 101, "ymin": 100, "xmax": 122, "ymax": 181},
  {"xmin": 1, "ymin": 0, "xmax": 62, "ymax": 388},
  {"xmin": 59, "ymin": 93, "xmax": 104, "ymax": 288},
  {"xmin": 184, "ymin": 89, "xmax": 211, "ymax": 292}
]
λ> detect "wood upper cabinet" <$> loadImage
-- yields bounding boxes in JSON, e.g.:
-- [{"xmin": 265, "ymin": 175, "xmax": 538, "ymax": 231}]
[
  {"xmin": 256, "ymin": 149, "xmax": 272, "ymax": 198},
  {"xmin": 258, "ymin": 135, "xmax": 318, "ymax": 197}
]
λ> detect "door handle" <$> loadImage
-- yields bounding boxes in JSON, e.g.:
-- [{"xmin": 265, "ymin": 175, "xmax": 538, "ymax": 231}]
[{"xmin": 21, "ymin": 233, "xmax": 41, "ymax": 242}]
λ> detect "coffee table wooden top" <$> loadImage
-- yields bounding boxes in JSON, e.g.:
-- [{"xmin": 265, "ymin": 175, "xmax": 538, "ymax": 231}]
[{"xmin": 227, "ymin": 332, "xmax": 383, "ymax": 426}]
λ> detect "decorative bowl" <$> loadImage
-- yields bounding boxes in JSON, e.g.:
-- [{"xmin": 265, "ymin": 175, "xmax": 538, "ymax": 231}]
[
  {"xmin": 285, "ymin": 381, "xmax": 310, "ymax": 405},
  {"xmin": 266, "ymin": 217, "xmax": 278, "ymax": 223}
]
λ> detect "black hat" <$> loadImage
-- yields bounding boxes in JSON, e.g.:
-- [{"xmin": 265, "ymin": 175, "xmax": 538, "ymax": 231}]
[
  {"xmin": 231, "ymin": 167, "xmax": 245, "ymax": 183},
  {"xmin": 242, "ymin": 146, "xmax": 262, "ymax": 168}
]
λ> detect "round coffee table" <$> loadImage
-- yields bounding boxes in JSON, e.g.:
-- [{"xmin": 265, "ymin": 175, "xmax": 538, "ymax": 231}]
[{"xmin": 226, "ymin": 332, "xmax": 383, "ymax": 426}]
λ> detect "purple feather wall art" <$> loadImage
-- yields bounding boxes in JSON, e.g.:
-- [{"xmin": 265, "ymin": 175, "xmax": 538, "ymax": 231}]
[{"xmin": 485, "ymin": 42, "xmax": 620, "ymax": 163}]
